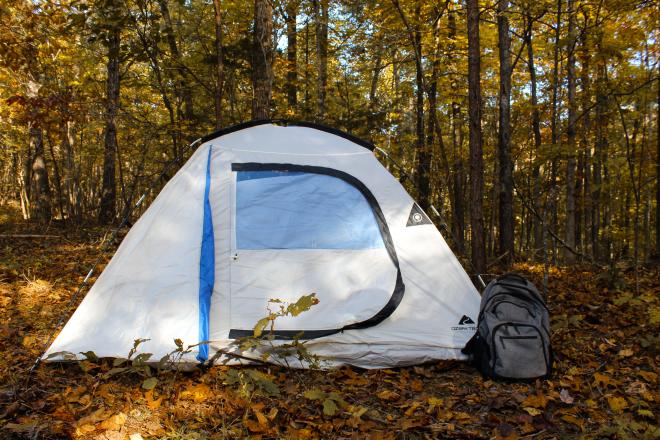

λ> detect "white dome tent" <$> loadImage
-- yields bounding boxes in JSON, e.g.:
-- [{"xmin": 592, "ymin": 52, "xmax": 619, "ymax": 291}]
[{"xmin": 44, "ymin": 120, "xmax": 481, "ymax": 368}]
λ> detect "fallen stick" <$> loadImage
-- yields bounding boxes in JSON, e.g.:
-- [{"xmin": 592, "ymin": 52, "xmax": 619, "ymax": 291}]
[{"xmin": 0, "ymin": 234, "xmax": 61, "ymax": 239}]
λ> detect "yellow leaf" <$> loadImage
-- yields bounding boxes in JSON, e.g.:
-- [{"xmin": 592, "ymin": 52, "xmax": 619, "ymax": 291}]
[
  {"xmin": 253, "ymin": 407, "xmax": 269, "ymax": 426},
  {"xmin": 377, "ymin": 390, "xmax": 399, "ymax": 401},
  {"xmin": 522, "ymin": 393, "xmax": 548, "ymax": 409},
  {"xmin": 523, "ymin": 407, "xmax": 542, "ymax": 416},
  {"xmin": 561, "ymin": 414, "xmax": 585, "ymax": 430},
  {"xmin": 99, "ymin": 412, "xmax": 127, "ymax": 431},
  {"xmin": 618, "ymin": 348, "xmax": 633, "ymax": 357},
  {"xmin": 144, "ymin": 389, "xmax": 163, "ymax": 410},
  {"xmin": 593, "ymin": 372, "xmax": 614, "ymax": 387},
  {"xmin": 607, "ymin": 396, "xmax": 628, "ymax": 412},
  {"xmin": 180, "ymin": 383, "xmax": 212, "ymax": 403}
]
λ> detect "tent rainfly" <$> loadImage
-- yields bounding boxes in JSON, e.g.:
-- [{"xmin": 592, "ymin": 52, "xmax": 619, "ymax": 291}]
[{"xmin": 45, "ymin": 121, "xmax": 481, "ymax": 368}]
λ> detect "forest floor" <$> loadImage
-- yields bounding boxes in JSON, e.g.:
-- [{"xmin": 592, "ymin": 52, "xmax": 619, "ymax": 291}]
[{"xmin": 0, "ymin": 204, "xmax": 658, "ymax": 439}]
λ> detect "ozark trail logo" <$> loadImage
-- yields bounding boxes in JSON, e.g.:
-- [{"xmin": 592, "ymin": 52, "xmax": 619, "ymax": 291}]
[{"xmin": 452, "ymin": 315, "xmax": 476, "ymax": 331}]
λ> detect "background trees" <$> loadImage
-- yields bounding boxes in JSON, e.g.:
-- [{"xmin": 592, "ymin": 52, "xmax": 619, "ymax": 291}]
[{"xmin": 0, "ymin": 0, "xmax": 658, "ymax": 269}]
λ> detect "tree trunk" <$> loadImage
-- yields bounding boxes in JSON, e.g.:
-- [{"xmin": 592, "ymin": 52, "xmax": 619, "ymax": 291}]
[
  {"xmin": 565, "ymin": 0, "xmax": 577, "ymax": 261},
  {"xmin": 62, "ymin": 119, "xmax": 80, "ymax": 221},
  {"xmin": 526, "ymin": 17, "xmax": 543, "ymax": 258},
  {"xmin": 550, "ymin": 0, "xmax": 562, "ymax": 264},
  {"xmin": 593, "ymin": 34, "xmax": 607, "ymax": 260},
  {"xmin": 467, "ymin": 0, "xmax": 486, "ymax": 275},
  {"xmin": 252, "ymin": 0, "xmax": 273, "ymax": 120},
  {"xmin": 98, "ymin": 26, "xmax": 120, "ymax": 224},
  {"xmin": 213, "ymin": 0, "xmax": 224, "ymax": 129},
  {"xmin": 656, "ymin": 65, "xmax": 660, "ymax": 255},
  {"xmin": 412, "ymin": 5, "xmax": 429, "ymax": 209},
  {"xmin": 497, "ymin": 0, "xmax": 514, "ymax": 265},
  {"xmin": 448, "ymin": 3, "xmax": 465, "ymax": 252},
  {"xmin": 30, "ymin": 125, "xmax": 51, "ymax": 222},
  {"xmin": 158, "ymin": 0, "xmax": 194, "ymax": 122},
  {"xmin": 579, "ymin": 11, "xmax": 591, "ymax": 256},
  {"xmin": 313, "ymin": 0, "xmax": 328, "ymax": 120},
  {"xmin": 286, "ymin": 0, "xmax": 298, "ymax": 111}
]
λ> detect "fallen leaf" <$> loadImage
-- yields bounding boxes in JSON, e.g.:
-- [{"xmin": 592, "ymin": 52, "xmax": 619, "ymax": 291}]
[
  {"xmin": 377, "ymin": 390, "xmax": 399, "ymax": 401},
  {"xmin": 522, "ymin": 393, "xmax": 548, "ymax": 409},
  {"xmin": 607, "ymin": 396, "xmax": 628, "ymax": 412},
  {"xmin": 559, "ymin": 389, "xmax": 574, "ymax": 404},
  {"xmin": 100, "ymin": 412, "xmax": 127, "ymax": 431},
  {"xmin": 141, "ymin": 377, "xmax": 158, "ymax": 390}
]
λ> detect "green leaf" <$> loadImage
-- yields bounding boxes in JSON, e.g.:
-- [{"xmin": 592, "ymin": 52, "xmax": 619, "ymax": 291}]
[
  {"xmin": 132, "ymin": 353, "xmax": 152, "ymax": 366},
  {"xmin": 323, "ymin": 398, "xmax": 338, "ymax": 416},
  {"xmin": 79, "ymin": 351, "xmax": 99, "ymax": 362},
  {"xmin": 304, "ymin": 388, "xmax": 325, "ymax": 400},
  {"xmin": 287, "ymin": 293, "xmax": 319, "ymax": 317},
  {"xmin": 142, "ymin": 377, "xmax": 158, "ymax": 390},
  {"xmin": 112, "ymin": 357, "xmax": 128, "ymax": 367},
  {"xmin": 253, "ymin": 317, "xmax": 270, "ymax": 338}
]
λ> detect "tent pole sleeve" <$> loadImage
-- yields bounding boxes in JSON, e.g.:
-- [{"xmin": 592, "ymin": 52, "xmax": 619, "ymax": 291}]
[{"xmin": 197, "ymin": 146, "xmax": 215, "ymax": 362}]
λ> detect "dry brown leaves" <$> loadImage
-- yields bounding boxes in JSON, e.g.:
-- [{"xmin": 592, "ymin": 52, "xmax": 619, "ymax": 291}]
[{"xmin": 0, "ymin": 226, "xmax": 658, "ymax": 439}]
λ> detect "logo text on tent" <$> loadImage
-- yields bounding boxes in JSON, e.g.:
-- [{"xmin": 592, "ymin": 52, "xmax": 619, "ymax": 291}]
[{"xmin": 452, "ymin": 315, "xmax": 477, "ymax": 331}]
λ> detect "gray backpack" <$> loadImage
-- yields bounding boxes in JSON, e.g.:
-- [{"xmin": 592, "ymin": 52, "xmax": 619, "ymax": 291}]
[{"xmin": 462, "ymin": 273, "xmax": 552, "ymax": 380}]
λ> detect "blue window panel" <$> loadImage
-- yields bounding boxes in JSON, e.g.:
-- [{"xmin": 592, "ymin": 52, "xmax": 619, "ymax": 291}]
[{"xmin": 236, "ymin": 171, "xmax": 385, "ymax": 250}]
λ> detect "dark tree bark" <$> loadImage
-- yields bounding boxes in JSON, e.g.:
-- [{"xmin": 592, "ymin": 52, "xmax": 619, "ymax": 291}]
[
  {"xmin": 579, "ymin": 12, "xmax": 592, "ymax": 256},
  {"xmin": 448, "ymin": 3, "xmax": 465, "ymax": 251},
  {"xmin": 313, "ymin": 0, "xmax": 328, "ymax": 120},
  {"xmin": 286, "ymin": 0, "xmax": 298, "ymax": 110},
  {"xmin": 98, "ymin": 25, "xmax": 120, "ymax": 224},
  {"xmin": 526, "ymin": 16, "xmax": 543, "ymax": 257},
  {"xmin": 29, "ymin": 125, "xmax": 51, "ymax": 222},
  {"xmin": 158, "ymin": 0, "xmax": 194, "ymax": 122},
  {"xmin": 392, "ymin": 0, "xmax": 429, "ymax": 209},
  {"xmin": 497, "ymin": 0, "xmax": 514, "ymax": 265},
  {"xmin": 565, "ymin": 0, "xmax": 578, "ymax": 261},
  {"xmin": 550, "ymin": 0, "xmax": 562, "ymax": 263},
  {"xmin": 252, "ymin": 0, "xmax": 273, "ymax": 119},
  {"xmin": 467, "ymin": 0, "xmax": 486, "ymax": 275},
  {"xmin": 593, "ymin": 34, "xmax": 608, "ymax": 260},
  {"xmin": 213, "ymin": 0, "xmax": 224, "ymax": 129},
  {"xmin": 656, "ymin": 65, "xmax": 660, "ymax": 255}
]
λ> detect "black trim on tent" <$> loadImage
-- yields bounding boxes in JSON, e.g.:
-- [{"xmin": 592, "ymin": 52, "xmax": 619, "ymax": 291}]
[
  {"xmin": 200, "ymin": 119, "xmax": 376, "ymax": 151},
  {"xmin": 228, "ymin": 162, "xmax": 405, "ymax": 340}
]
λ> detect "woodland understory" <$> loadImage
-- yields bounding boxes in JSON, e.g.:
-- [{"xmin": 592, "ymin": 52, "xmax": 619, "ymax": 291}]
[
  {"xmin": 1, "ymin": 0, "xmax": 659, "ymax": 438},
  {"xmin": 0, "ymin": 204, "xmax": 657, "ymax": 439}
]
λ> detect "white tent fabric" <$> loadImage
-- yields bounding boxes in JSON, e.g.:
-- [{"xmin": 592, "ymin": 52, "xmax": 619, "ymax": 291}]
[{"xmin": 45, "ymin": 122, "xmax": 481, "ymax": 368}]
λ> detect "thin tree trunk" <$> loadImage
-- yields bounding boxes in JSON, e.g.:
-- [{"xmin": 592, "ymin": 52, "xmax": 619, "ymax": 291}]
[
  {"xmin": 367, "ymin": 48, "xmax": 382, "ymax": 136},
  {"xmin": 286, "ymin": 0, "xmax": 298, "ymax": 111},
  {"xmin": 565, "ymin": 0, "xmax": 577, "ymax": 262},
  {"xmin": 252, "ymin": 0, "xmax": 273, "ymax": 119},
  {"xmin": 526, "ymin": 17, "xmax": 543, "ymax": 258},
  {"xmin": 579, "ymin": 11, "xmax": 591, "ymax": 256},
  {"xmin": 313, "ymin": 0, "xmax": 328, "ymax": 120},
  {"xmin": 46, "ymin": 133, "xmax": 64, "ymax": 221},
  {"xmin": 448, "ymin": 3, "xmax": 465, "ymax": 252},
  {"xmin": 213, "ymin": 0, "xmax": 224, "ymax": 129},
  {"xmin": 98, "ymin": 26, "xmax": 120, "ymax": 223},
  {"xmin": 30, "ymin": 125, "xmax": 51, "ymax": 222},
  {"xmin": 497, "ymin": 0, "xmax": 514, "ymax": 265},
  {"xmin": 593, "ymin": 34, "xmax": 607, "ymax": 260},
  {"xmin": 550, "ymin": 0, "xmax": 562, "ymax": 264},
  {"xmin": 656, "ymin": 65, "xmax": 660, "ymax": 255},
  {"xmin": 158, "ymin": 0, "xmax": 194, "ymax": 122},
  {"xmin": 467, "ymin": 0, "xmax": 486, "ymax": 275}
]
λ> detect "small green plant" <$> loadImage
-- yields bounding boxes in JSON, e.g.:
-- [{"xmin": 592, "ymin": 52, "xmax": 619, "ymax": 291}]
[
  {"xmin": 303, "ymin": 388, "xmax": 346, "ymax": 416},
  {"xmin": 227, "ymin": 293, "xmax": 324, "ymax": 369}
]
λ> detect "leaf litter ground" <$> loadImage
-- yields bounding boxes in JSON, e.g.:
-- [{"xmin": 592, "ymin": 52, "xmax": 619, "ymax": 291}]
[{"xmin": 0, "ymin": 219, "xmax": 658, "ymax": 439}]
